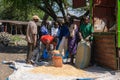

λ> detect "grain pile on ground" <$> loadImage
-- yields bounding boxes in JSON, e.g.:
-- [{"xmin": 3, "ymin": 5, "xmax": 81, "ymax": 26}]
[{"xmin": 29, "ymin": 64, "xmax": 96, "ymax": 78}]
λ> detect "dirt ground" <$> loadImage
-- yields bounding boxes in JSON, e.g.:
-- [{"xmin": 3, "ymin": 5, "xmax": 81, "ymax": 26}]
[
  {"xmin": 0, "ymin": 35, "xmax": 120, "ymax": 80},
  {"xmin": 0, "ymin": 44, "xmax": 27, "ymax": 80}
]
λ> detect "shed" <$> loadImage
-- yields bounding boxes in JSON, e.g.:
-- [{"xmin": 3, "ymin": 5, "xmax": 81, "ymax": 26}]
[
  {"xmin": 0, "ymin": 20, "xmax": 41, "ymax": 35},
  {"xmin": 72, "ymin": 0, "xmax": 120, "ymax": 70},
  {"xmin": 90, "ymin": 0, "xmax": 120, "ymax": 70}
]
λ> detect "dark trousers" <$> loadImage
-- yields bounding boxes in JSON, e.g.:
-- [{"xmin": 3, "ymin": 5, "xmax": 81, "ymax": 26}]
[
  {"xmin": 90, "ymin": 41, "xmax": 95, "ymax": 65},
  {"xmin": 26, "ymin": 43, "xmax": 35, "ymax": 62}
]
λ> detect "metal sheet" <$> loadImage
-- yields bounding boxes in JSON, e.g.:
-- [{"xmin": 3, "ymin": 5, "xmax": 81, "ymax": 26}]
[
  {"xmin": 108, "ymin": 0, "xmax": 116, "ymax": 7},
  {"xmin": 93, "ymin": 0, "xmax": 116, "ymax": 7},
  {"xmin": 93, "ymin": 7, "xmax": 107, "ymax": 18},
  {"xmin": 73, "ymin": 0, "xmax": 86, "ymax": 8},
  {"xmin": 93, "ymin": 0, "xmax": 116, "ymax": 30}
]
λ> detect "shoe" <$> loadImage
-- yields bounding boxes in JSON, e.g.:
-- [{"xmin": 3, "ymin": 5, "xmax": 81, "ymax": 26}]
[
  {"xmin": 26, "ymin": 61, "xmax": 31, "ymax": 64},
  {"xmin": 26, "ymin": 61, "xmax": 34, "ymax": 65}
]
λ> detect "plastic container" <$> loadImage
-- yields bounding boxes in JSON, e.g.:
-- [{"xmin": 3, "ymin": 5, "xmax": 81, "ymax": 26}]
[
  {"xmin": 52, "ymin": 54, "xmax": 63, "ymax": 67},
  {"xmin": 75, "ymin": 41, "xmax": 91, "ymax": 69}
]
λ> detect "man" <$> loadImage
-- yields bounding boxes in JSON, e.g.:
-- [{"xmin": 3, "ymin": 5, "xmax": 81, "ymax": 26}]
[
  {"xmin": 26, "ymin": 15, "xmax": 40, "ymax": 64},
  {"xmin": 39, "ymin": 20, "xmax": 49, "ymax": 56},
  {"xmin": 79, "ymin": 16, "xmax": 94, "ymax": 65},
  {"xmin": 57, "ymin": 20, "xmax": 69, "ymax": 58},
  {"xmin": 51, "ymin": 22, "xmax": 60, "ymax": 48},
  {"xmin": 39, "ymin": 20, "xmax": 49, "ymax": 38},
  {"xmin": 51, "ymin": 22, "xmax": 60, "ymax": 37},
  {"xmin": 79, "ymin": 16, "xmax": 93, "ymax": 41}
]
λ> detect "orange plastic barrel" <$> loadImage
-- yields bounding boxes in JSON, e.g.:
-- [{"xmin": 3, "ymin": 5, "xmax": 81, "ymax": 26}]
[{"xmin": 52, "ymin": 54, "xmax": 62, "ymax": 67}]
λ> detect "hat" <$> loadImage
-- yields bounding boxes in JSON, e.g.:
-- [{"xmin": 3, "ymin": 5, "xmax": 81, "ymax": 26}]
[{"xmin": 32, "ymin": 15, "xmax": 40, "ymax": 20}]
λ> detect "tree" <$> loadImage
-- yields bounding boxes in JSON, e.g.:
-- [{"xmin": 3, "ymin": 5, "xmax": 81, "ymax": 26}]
[
  {"xmin": 2, "ymin": 0, "xmax": 45, "ymax": 21},
  {"xmin": 3, "ymin": 0, "xmax": 89, "ymax": 22},
  {"xmin": 33, "ymin": 0, "xmax": 68, "ymax": 22}
]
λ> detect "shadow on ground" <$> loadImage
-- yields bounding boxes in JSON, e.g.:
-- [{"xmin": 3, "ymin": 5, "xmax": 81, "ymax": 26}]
[{"xmin": 0, "ymin": 44, "xmax": 27, "ymax": 54}]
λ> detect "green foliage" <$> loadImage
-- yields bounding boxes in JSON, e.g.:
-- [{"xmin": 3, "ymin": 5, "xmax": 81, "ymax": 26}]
[
  {"xmin": 10, "ymin": 35, "xmax": 22, "ymax": 42},
  {"xmin": 0, "ymin": 0, "xmax": 45, "ymax": 21},
  {"xmin": 1, "ymin": 0, "xmax": 89, "ymax": 21},
  {"xmin": 28, "ymin": 6, "xmax": 45, "ymax": 20}
]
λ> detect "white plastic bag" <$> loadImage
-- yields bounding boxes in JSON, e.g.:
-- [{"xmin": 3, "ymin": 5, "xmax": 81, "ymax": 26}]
[{"xmin": 58, "ymin": 37, "xmax": 68, "ymax": 56}]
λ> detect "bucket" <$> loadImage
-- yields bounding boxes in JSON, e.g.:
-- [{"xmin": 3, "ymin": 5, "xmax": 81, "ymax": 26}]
[{"xmin": 52, "ymin": 54, "xmax": 63, "ymax": 67}]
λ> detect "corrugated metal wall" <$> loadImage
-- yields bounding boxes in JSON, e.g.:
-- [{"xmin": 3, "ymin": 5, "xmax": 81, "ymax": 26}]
[
  {"xmin": 93, "ymin": 0, "xmax": 118, "ymax": 70},
  {"xmin": 93, "ymin": 0, "xmax": 116, "ymax": 29},
  {"xmin": 93, "ymin": 0, "xmax": 116, "ymax": 6},
  {"xmin": 73, "ymin": 0, "xmax": 86, "ymax": 8}
]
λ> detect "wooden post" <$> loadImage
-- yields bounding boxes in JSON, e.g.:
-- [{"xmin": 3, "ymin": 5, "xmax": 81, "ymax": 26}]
[
  {"xmin": 19, "ymin": 25, "xmax": 23, "ymax": 34},
  {"xmin": 118, "ymin": 0, "xmax": 120, "ymax": 48},
  {"xmin": 4, "ymin": 23, "xmax": 7, "ymax": 32},
  {"xmin": 15, "ymin": 24, "xmax": 17, "ymax": 34},
  {"xmin": 10, "ymin": 23, "xmax": 13, "ymax": 34}
]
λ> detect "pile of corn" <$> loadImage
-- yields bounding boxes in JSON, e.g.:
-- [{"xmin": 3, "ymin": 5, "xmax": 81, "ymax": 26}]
[{"xmin": 29, "ymin": 64, "xmax": 95, "ymax": 78}]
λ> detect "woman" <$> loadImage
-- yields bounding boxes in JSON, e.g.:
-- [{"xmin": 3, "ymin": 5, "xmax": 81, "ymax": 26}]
[{"xmin": 68, "ymin": 19, "xmax": 78, "ymax": 64}]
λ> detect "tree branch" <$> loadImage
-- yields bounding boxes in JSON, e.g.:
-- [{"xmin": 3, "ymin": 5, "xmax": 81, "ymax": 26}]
[
  {"xmin": 55, "ymin": 0, "xmax": 68, "ymax": 22},
  {"xmin": 43, "ymin": 0, "xmax": 57, "ymax": 21},
  {"xmin": 37, "ymin": 5, "xmax": 57, "ymax": 21}
]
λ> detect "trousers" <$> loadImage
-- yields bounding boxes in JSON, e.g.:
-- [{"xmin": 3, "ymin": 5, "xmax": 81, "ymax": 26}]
[{"xmin": 26, "ymin": 43, "xmax": 35, "ymax": 62}]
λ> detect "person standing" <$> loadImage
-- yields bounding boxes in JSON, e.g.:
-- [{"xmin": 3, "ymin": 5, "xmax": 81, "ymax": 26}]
[
  {"xmin": 79, "ymin": 16, "xmax": 94, "ymax": 65},
  {"xmin": 68, "ymin": 18, "xmax": 78, "ymax": 64},
  {"xmin": 51, "ymin": 22, "xmax": 60, "ymax": 37},
  {"xmin": 79, "ymin": 16, "xmax": 93, "ymax": 42},
  {"xmin": 51, "ymin": 22, "xmax": 60, "ymax": 48},
  {"xmin": 39, "ymin": 20, "xmax": 49, "ymax": 38},
  {"xmin": 26, "ymin": 15, "xmax": 40, "ymax": 64},
  {"xmin": 57, "ymin": 20, "xmax": 69, "ymax": 57}
]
